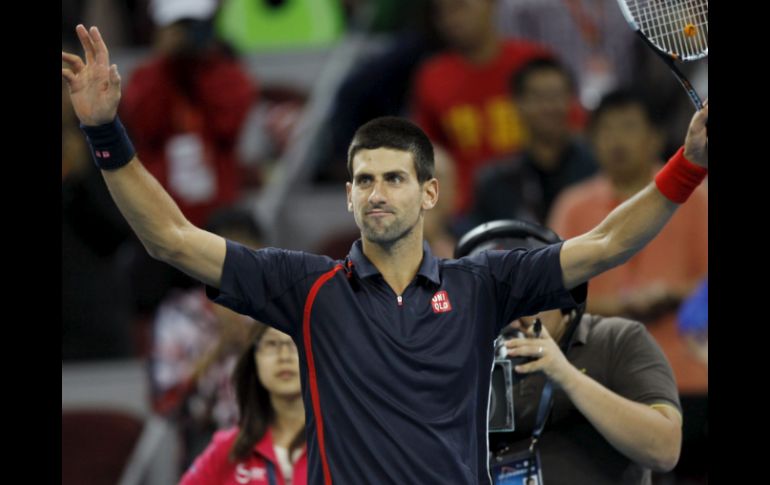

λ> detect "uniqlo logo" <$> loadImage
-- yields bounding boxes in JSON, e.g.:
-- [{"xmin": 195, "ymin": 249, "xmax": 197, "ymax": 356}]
[{"xmin": 431, "ymin": 290, "xmax": 452, "ymax": 314}]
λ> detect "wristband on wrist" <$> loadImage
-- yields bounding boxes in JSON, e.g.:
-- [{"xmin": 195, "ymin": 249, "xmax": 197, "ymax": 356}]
[
  {"xmin": 654, "ymin": 146, "xmax": 708, "ymax": 203},
  {"xmin": 80, "ymin": 117, "xmax": 136, "ymax": 171}
]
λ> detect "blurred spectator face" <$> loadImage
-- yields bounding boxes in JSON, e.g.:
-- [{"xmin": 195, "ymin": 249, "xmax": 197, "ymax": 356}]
[
  {"xmin": 510, "ymin": 308, "xmax": 565, "ymax": 338},
  {"xmin": 516, "ymin": 68, "xmax": 572, "ymax": 142},
  {"xmin": 154, "ymin": 19, "xmax": 214, "ymax": 57},
  {"xmin": 150, "ymin": 0, "xmax": 217, "ymax": 57},
  {"xmin": 154, "ymin": 22, "xmax": 189, "ymax": 56},
  {"xmin": 255, "ymin": 328, "xmax": 301, "ymax": 397},
  {"xmin": 592, "ymin": 105, "xmax": 662, "ymax": 183},
  {"xmin": 433, "ymin": 0, "xmax": 494, "ymax": 51}
]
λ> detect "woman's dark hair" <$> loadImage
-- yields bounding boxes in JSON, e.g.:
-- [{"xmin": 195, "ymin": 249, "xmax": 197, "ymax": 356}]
[{"xmin": 229, "ymin": 324, "xmax": 305, "ymax": 461}]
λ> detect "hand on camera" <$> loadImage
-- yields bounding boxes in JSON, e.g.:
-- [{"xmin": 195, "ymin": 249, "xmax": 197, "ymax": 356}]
[{"xmin": 503, "ymin": 320, "xmax": 576, "ymax": 387}]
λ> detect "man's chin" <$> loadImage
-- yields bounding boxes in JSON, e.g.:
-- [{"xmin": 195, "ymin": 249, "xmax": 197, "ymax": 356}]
[
  {"xmin": 362, "ymin": 223, "xmax": 405, "ymax": 244},
  {"xmin": 363, "ymin": 230, "xmax": 397, "ymax": 245}
]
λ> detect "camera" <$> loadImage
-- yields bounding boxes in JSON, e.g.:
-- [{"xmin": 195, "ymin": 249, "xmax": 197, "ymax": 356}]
[{"xmin": 488, "ymin": 329, "xmax": 537, "ymax": 433}]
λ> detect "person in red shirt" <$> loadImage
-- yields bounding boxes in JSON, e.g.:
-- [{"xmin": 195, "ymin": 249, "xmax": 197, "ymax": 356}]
[
  {"xmin": 180, "ymin": 324, "xmax": 306, "ymax": 485},
  {"xmin": 411, "ymin": 0, "xmax": 565, "ymax": 215},
  {"xmin": 121, "ymin": 1, "xmax": 256, "ymax": 227},
  {"xmin": 118, "ymin": 1, "xmax": 258, "ymax": 315}
]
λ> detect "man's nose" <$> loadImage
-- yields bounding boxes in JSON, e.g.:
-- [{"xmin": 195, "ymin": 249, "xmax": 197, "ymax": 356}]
[{"xmin": 368, "ymin": 179, "xmax": 387, "ymax": 205}]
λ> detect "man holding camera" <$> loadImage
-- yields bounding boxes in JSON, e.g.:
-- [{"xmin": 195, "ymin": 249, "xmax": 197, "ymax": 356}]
[
  {"xmin": 496, "ymin": 304, "xmax": 680, "ymax": 484},
  {"xmin": 456, "ymin": 222, "xmax": 681, "ymax": 484}
]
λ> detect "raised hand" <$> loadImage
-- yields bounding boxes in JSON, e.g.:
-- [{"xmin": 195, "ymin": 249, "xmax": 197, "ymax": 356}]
[
  {"xmin": 62, "ymin": 25, "xmax": 122, "ymax": 126},
  {"xmin": 683, "ymin": 99, "xmax": 708, "ymax": 168}
]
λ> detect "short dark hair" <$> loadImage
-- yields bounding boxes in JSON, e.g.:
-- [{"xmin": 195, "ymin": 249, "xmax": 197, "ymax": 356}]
[
  {"xmin": 347, "ymin": 117, "xmax": 435, "ymax": 183},
  {"xmin": 510, "ymin": 56, "xmax": 576, "ymax": 98},
  {"xmin": 590, "ymin": 88, "xmax": 659, "ymax": 130}
]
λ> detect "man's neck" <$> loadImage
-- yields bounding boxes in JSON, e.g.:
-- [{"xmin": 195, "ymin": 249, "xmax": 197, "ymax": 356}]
[
  {"xmin": 362, "ymin": 227, "xmax": 425, "ymax": 295},
  {"xmin": 270, "ymin": 393, "xmax": 305, "ymax": 447}
]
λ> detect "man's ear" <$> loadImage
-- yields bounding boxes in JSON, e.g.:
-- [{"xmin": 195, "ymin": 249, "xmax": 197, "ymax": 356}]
[
  {"xmin": 346, "ymin": 182, "xmax": 353, "ymax": 212},
  {"xmin": 422, "ymin": 178, "xmax": 439, "ymax": 210}
]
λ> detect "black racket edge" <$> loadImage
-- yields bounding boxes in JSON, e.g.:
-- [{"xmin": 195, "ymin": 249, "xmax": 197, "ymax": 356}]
[{"xmin": 633, "ymin": 30, "xmax": 707, "ymax": 133}]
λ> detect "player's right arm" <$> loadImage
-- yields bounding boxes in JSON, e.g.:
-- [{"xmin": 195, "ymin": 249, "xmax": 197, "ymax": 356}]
[
  {"xmin": 102, "ymin": 159, "xmax": 226, "ymax": 287},
  {"xmin": 63, "ymin": 25, "xmax": 225, "ymax": 287}
]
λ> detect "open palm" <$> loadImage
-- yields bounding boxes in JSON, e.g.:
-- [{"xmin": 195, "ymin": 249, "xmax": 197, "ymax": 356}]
[{"xmin": 62, "ymin": 25, "xmax": 121, "ymax": 126}]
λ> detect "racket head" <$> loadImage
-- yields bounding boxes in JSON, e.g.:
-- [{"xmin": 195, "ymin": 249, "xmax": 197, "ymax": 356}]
[{"xmin": 616, "ymin": 0, "xmax": 708, "ymax": 61}]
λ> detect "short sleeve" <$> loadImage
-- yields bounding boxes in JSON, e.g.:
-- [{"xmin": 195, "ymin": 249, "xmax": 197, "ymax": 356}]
[
  {"xmin": 205, "ymin": 240, "xmax": 317, "ymax": 336},
  {"xmin": 485, "ymin": 242, "xmax": 584, "ymax": 331}
]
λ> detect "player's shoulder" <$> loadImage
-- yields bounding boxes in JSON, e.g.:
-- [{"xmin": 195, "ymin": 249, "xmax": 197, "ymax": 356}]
[
  {"xmin": 443, "ymin": 247, "xmax": 536, "ymax": 276},
  {"xmin": 226, "ymin": 242, "xmax": 341, "ymax": 278},
  {"xmin": 441, "ymin": 252, "xmax": 492, "ymax": 277}
]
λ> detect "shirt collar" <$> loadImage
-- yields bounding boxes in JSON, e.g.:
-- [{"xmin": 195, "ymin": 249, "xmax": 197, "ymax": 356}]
[
  {"xmin": 348, "ymin": 239, "xmax": 441, "ymax": 286},
  {"xmin": 571, "ymin": 314, "xmax": 591, "ymax": 346},
  {"xmin": 254, "ymin": 426, "xmax": 278, "ymax": 462},
  {"xmin": 254, "ymin": 426, "xmax": 307, "ymax": 463}
]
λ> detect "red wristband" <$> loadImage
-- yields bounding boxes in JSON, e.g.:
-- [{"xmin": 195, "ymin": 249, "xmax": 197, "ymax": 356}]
[{"xmin": 654, "ymin": 146, "xmax": 708, "ymax": 203}]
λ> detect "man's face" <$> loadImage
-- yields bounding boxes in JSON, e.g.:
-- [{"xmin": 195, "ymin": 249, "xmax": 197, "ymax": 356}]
[
  {"xmin": 433, "ymin": 0, "xmax": 493, "ymax": 51},
  {"xmin": 592, "ymin": 105, "xmax": 662, "ymax": 182},
  {"xmin": 512, "ymin": 308, "xmax": 564, "ymax": 337},
  {"xmin": 517, "ymin": 69, "xmax": 572, "ymax": 142},
  {"xmin": 346, "ymin": 148, "xmax": 437, "ymax": 246}
]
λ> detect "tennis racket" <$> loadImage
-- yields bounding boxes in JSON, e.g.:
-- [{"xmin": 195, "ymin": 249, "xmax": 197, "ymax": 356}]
[{"xmin": 616, "ymin": 0, "xmax": 708, "ymax": 110}]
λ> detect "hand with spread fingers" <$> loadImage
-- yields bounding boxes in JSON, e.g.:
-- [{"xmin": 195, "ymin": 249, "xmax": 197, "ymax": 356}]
[
  {"xmin": 503, "ymin": 318, "xmax": 577, "ymax": 388},
  {"xmin": 62, "ymin": 25, "xmax": 122, "ymax": 126}
]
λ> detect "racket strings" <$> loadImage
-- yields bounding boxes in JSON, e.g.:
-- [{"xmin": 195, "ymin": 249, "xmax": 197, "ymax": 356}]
[{"xmin": 627, "ymin": 0, "xmax": 708, "ymax": 60}]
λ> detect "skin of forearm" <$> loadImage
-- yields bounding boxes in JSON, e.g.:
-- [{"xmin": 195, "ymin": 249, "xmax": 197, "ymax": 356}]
[
  {"xmin": 101, "ymin": 156, "xmax": 191, "ymax": 261},
  {"xmin": 591, "ymin": 184, "xmax": 679, "ymax": 275},
  {"xmin": 559, "ymin": 366, "xmax": 681, "ymax": 471}
]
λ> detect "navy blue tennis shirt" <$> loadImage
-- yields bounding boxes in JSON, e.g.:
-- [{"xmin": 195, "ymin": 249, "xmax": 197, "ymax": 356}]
[{"xmin": 207, "ymin": 238, "xmax": 582, "ymax": 484}]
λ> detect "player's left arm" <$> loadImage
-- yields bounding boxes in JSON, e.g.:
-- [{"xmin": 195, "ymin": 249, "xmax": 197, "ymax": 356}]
[{"xmin": 560, "ymin": 103, "xmax": 708, "ymax": 290}]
